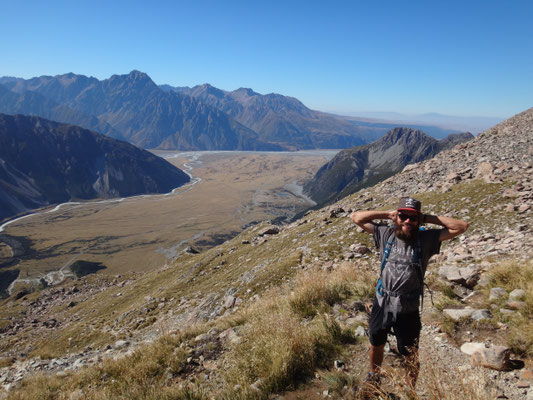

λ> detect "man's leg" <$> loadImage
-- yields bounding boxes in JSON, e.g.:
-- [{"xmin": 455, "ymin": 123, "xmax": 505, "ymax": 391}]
[
  {"xmin": 368, "ymin": 298, "xmax": 387, "ymax": 378},
  {"xmin": 394, "ymin": 312, "xmax": 422, "ymax": 389},
  {"xmin": 370, "ymin": 343, "xmax": 386, "ymax": 373},
  {"xmin": 404, "ymin": 346, "xmax": 420, "ymax": 389}
]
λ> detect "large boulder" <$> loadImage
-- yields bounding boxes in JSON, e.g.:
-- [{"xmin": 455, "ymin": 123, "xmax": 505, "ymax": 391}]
[{"xmin": 470, "ymin": 345, "xmax": 510, "ymax": 371}]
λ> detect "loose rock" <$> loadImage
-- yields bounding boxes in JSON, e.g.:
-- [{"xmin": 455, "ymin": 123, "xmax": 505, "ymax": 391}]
[{"xmin": 470, "ymin": 345, "xmax": 510, "ymax": 371}]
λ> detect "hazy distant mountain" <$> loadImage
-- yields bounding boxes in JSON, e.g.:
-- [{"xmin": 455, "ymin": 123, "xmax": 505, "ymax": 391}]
[
  {"xmin": 0, "ymin": 114, "xmax": 191, "ymax": 221},
  {"xmin": 343, "ymin": 111, "xmax": 503, "ymax": 135},
  {"xmin": 1, "ymin": 72, "xmax": 284, "ymax": 151},
  {"xmin": 303, "ymin": 128, "xmax": 474, "ymax": 205},
  {"xmin": 0, "ymin": 83, "xmax": 123, "ymax": 140},
  {"xmin": 159, "ymin": 84, "xmax": 190, "ymax": 94},
  {"xmin": 175, "ymin": 83, "xmax": 387, "ymax": 149}
]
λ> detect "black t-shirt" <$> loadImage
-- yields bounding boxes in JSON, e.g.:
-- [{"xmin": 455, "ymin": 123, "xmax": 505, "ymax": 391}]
[{"xmin": 373, "ymin": 225, "xmax": 442, "ymax": 313}]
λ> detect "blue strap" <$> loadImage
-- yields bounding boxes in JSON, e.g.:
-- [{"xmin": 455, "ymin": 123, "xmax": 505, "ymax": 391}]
[
  {"xmin": 376, "ymin": 232, "xmax": 423, "ymax": 297},
  {"xmin": 376, "ymin": 236, "xmax": 394, "ymax": 296}
]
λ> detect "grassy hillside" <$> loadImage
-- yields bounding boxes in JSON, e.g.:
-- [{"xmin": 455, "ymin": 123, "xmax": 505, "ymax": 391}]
[{"xmin": 1, "ymin": 108, "xmax": 532, "ymax": 399}]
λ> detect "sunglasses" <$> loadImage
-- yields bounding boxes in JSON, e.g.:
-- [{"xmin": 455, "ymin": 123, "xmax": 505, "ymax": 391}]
[{"xmin": 398, "ymin": 213, "xmax": 419, "ymax": 222}]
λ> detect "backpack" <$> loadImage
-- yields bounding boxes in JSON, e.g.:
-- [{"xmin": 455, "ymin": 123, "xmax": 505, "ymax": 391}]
[{"xmin": 375, "ymin": 227, "xmax": 425, "ymax": 304}]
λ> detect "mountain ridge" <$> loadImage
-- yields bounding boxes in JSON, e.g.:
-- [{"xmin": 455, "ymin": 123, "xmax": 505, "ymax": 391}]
[
  {"xmin": 0, "ymin": 70, "xmax": 464, "ymax": 151},
  {"xmin": 303, "ymin": 127, "xmax": 474, "ymax": 205},
  {"xmin": 0, "ymin": 113, "xmax": 191, "ymax": 221},
  {"xmin": 0, "ymin": 72, "xmax": 285, "ymax": 151}
]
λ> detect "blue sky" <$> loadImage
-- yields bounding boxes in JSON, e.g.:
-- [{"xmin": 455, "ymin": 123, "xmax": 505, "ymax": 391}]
[{"xmin": 1, "ymin": 0, "xmax": 532, "ymax": 118}]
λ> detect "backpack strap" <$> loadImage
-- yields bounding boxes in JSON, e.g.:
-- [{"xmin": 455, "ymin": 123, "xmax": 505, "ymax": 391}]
[
  {"xmin": 412, "ymin": 237, "xmax": 425, "ymax": 311},
  {"xmin": 375, "ymin": 229, "xmax": 395, "ymax": 296}
]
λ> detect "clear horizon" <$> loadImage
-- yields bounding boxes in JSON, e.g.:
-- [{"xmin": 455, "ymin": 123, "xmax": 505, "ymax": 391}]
[{"xmin": 1, "ymin": 0, "xmax": 532, "ymax": 119}]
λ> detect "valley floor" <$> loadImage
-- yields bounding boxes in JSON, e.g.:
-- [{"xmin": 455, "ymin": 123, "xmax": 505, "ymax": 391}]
[{"xmin": 0, "ymin": 151, "xmax": 334, "ymax": 286}]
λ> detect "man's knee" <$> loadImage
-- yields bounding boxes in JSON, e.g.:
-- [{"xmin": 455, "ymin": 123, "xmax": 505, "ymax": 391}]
[{"xmin": 370, "ymin": 343, "xmax": 386, "ymax": 352}]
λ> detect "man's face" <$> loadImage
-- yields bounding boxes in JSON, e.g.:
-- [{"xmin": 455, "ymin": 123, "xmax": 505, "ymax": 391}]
[{"xmin": 394, "ymin": 210, "xmax": 420, "ymax": 241}]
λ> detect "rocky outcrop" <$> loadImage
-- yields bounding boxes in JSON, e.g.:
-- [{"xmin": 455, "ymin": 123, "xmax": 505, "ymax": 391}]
[
  {"xmin": 370, "ymin": 107, "xmax": 533, "ymax": 196},
  {"xmin": 0, "ymin": 114, "xmax": 190, "ymax": 221},
  {"xmin": 303, "ymin": 127, "xmax": 473, "ymax": 205}
]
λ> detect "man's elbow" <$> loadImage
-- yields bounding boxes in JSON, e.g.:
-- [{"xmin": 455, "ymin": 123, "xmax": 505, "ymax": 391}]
[
  {"xmin": 350, "ymin": 211, "xmax": 364, "ymax": 226},
  {"xmin": 451, "ymin": 221, "xmax": 469, "ymax": 238}
]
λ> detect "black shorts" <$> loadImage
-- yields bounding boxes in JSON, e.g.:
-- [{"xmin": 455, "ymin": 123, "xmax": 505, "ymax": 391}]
[{"xmin": 368, "ymin": 297, "xmax": 421, "ymax": 356}]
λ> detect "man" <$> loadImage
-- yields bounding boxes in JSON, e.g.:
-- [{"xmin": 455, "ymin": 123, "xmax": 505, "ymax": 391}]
[{"xmin": 351, "ymin": 197, "xmax": 468, "ymax": 389}]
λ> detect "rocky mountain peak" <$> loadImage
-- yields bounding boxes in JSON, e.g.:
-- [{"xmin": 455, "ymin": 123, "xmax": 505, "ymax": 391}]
[
  {"xmin": 303, "ymin": 127, "xmax": 473, "ymax": 205},
  {"xmin": 127, "ymin": 70, "xmax": 151, "ymax": 81},
  {"xmin": 372, "ymin": 107, "xmax": 533, "ymax": 196},
  {"xmin": 376, "ymin": 127, "xmax": 428, "ymax": 146},
  {"xmin": 105, "ymin": 70, "xmax": 159, "ymax": 93},
  {"xmin": 189, "ymin": 83, "xmax": 227, "ymax": 99},
  {"xmin": 55, "ymin": 72, "xmax": 97, "ymax": 85},
  {"xmin": 233, "ymin": 87, "xmax": 256, "ymax": 95}
]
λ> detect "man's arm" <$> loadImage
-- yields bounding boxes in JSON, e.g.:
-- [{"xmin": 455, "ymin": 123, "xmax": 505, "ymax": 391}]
[
  {"xmin": 423, "ymin": 214, "xmax": 469, "ymax": 241},
  {"xmin": 350, "ymin": 210, "xmax": 395, "ymax": 234}
]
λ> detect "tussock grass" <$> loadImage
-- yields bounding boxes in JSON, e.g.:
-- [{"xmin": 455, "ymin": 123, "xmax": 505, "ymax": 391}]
[
  {"xmin": 0, "ymin": 356, "xmax": 13, "ymax": 368},
  {"xmin": 289, "ymin": 266, "xmax": 374, "ymax": 318},
  {"xmin": 320, "ymin": 370, "xmax": 355, "ymax": 395},
  {"xmin": 7, "ymin": 261, "xmax": 376, "ymax": 400},
  {"xmin": 433, "ymin": 260, "xmax": 533, "ymax": 355},
  {"xmin": 223, "ymin": 292, "xmax": 322, "ymax": 396},
  {"xmin": 485, "ymin": 260, "xmax": 533, "ymax": 356},
  {"xmin": 7, "ymin": 326, "xmax": 208, "ymax": 400},
  {"xmin": 221, "ymin": 263, "xmax": 374, "ymax": 399},
  {"xmin": 487, "ymin": 260, "xmax": 533, "ymax": 290},
  {"xmin": 9, "ymin": 374, "xmax": 207, "ymax": 400}
]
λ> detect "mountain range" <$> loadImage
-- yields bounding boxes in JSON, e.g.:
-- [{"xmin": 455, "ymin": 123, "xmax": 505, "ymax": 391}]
[
  {"xmin": 166, "ymin": 84, "xmax": 383, "ymax": 149},
  {"xmin": 0, "ymin": 72, "xmax": 281, "ymax": 151},
  {"xmin": 303, "ymin": 127, "xmax": 474, "ymax": 205},
  {"xmin": 0, "ymin": 71, "xmax": 463, "ymax": 151},
  {"xmin": 0, "ymin": 114, "xmax": 190, "ymax": 221}
]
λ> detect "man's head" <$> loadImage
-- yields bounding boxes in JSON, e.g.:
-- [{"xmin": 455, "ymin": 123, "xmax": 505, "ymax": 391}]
[{"xmin": 394, "ymin": 197, "xmax": 422, "ymax": 241}]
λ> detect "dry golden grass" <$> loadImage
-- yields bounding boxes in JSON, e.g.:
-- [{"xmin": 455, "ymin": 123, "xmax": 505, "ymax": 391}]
[
  {"xmin": 289, "ymin": 266, "xmax": 374, "ymax": 318},
  {"xmin": 350, "ymin": 360, "xmax": 492, "ymax": 400},
  {"xmin": 220, "ymin": 263, "xmax": 374, "ymax": 399},
  {"xmin": 7, "ymin": 256, "xmax": 532, "ymax": 400},
  {"xmin": 7, "ymin": 325, "xmax": 210, "ymax": 400}
]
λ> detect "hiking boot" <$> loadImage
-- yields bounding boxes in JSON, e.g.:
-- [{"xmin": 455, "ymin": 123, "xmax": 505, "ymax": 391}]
[
  {"xmin": 351, "ymin": 372, "xmax": 384, "ymax": 399},
  {"xmin": 364, "ymin": 371, "xmax": 381, "ymax": 385}
]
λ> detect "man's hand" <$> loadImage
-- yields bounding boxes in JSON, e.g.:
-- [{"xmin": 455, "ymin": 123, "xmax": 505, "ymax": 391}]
[
  {"xmin": 423, "ymin": 214, "xmax": 469, "ymax": 241},
  {"xmin": 351, "ymin": 210, "xmax": 393, "ymax": 234}
]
